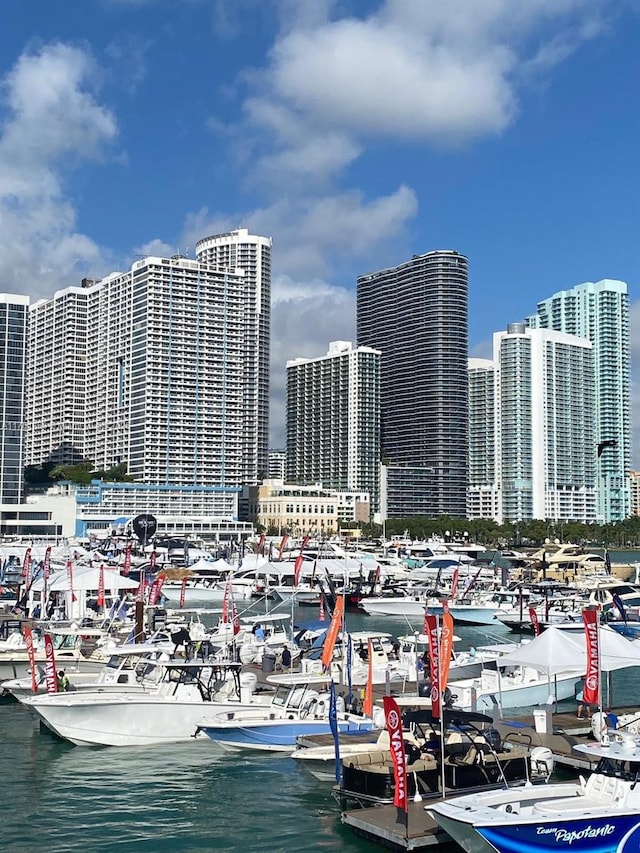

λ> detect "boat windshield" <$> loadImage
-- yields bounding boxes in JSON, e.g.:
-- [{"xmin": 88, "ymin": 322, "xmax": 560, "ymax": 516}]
[{"xmin": 596, "ymin": 757, "xmax": 640, "ymax": 781}]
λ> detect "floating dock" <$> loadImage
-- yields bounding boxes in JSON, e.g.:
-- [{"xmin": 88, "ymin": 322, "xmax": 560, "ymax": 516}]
[{"xmin": 339, "ymin": 705, "xmax": 640, "ymax": 851}]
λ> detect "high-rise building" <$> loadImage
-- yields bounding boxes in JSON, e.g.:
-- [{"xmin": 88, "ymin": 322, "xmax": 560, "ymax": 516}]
[
  {"xmin": 26, "ymin": 230, "xmax": 271, "ymax": 489},
  {"xmin": 267, "ymin": 449, "xmax": 286, "ymax": 481},
  {"xmin": 526, "ymin": 279, "xmax": 630, "ymax": 523},
  {"xmin": 0, "ymin": 294, "xmax": 29, "ymax": 504},
  {"xmin": 494, "ymin": 323, "xmax": 596, "ymax": 523},
  {"xmin": 467, "ymin": 358, "xmax": 499, "ymax": 520},
  {"xmin": 357, "ymin": 251, "xmax": 468, "ymax": 517},
  {"xmin": 195, "ymin": 229, "xmax": 271, "ymax": 480},
  {"xmin": 286, "ymin": 340, "xmax": 381, "ymax": 511},
  {"xmin": 26, "ymin": 286, "xmax": 89, "ymax": 467}
]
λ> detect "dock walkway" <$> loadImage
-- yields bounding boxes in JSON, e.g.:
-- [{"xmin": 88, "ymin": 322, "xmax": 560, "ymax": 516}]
[{"xmin": 339, "ymin": 705, "xmax": 639, "ymax": 851}]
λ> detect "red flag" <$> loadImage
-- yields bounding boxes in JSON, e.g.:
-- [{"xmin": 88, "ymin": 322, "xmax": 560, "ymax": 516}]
[
  {"xmin": 529, "ymin": 607, "xmax": 540, "ymax": 636},
  {"xmin": 179, "ymin": 577, "xmax": 187, "ymax": 608},
  {"xmin": 97, "ymin": 565, "xmax": 105, "ymax": 608},
  {"xmin": 42, "ymin": 546, "xmax": 51, "ymax": 580},
  {"xmin": 363, "ymin": 638, "xmax": 374, "ymax": 717},
  {"xmin": 300, "ymin": 535, "xmax": 310, "ymax": 552},
  {"xmin": 22, "ymin": 547, "xmax": 32, "ymax": 580},
  {"xmin": 222, "ymin": 579, "xmax": 231, "ymax": 623},
  {"xmin": 440, "ymin": 608, "xmax": 454, "ymax": 693},
  {"xmin": 582, "ymin": 609, "xmax": 600, "ymax": 706},
  {"xmin": 232, "ymin": 601, "xmax": 240, "ymax": 636},
  {"xmin": 319, "ymin": 592, "xmax": 326, "ymax": 621},
  {"xmin": 451, "ymin": 567, "xmax": 459, "ymax": 600},
  {"xmin": 148, "ymin": 576, "xmax": 165, "ymax": 606},
  {"xmin": 293, "ymin": 554, "xmax": 305, "ymax": 586},
  {"xmin": 149, "ymin": 550, "xmax": 157, "ymax": 571},
  {"xmin": 383, "ymin": 696, "xmax": 408, "ymax": 811},
  {"xmin": 66, "ymin": 560, "xmax": 77, "ymax": 602},
  {"xmin": 136, "ymin": 575, "xmax": 146, "ymax": 601},
  {"xmin": 321, "ymin": 596, "xmax": 345, "ymax": 669},
  {"xmin": 425, "ymin": 613, "xmax": 441, "ymax": 719},
  {"xmin": 43, "ymin": 634, "xmax": 58, "ymax": 693},
  {"xmin": 24, "ymin": 627, "xmax": 38, "ymax": 694},
  {"xmin": 123, "ymin": 544, "xmax": 132, "ymax": 576},
  {"xmin": 278, "ymin": 534, "xmax": 289, "ymax": 560},
  {"xmin": 258, "ymin": 533, "xmax": 266, "ymax": 555}
]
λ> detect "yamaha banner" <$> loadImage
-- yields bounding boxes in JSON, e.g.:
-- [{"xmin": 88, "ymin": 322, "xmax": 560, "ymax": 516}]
[
  {"xmin": 582, "ymin": 608, "xmax": 600, "ymax": 706},
  {"xmin": 383, "ymin": 696, "xmax": 407, "ymax": 811}
]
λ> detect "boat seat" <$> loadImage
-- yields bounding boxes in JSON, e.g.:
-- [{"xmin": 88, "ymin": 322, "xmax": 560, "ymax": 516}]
[{"xmin": 345, "ymin": 750, "xmax": 390, "ymax": 768}]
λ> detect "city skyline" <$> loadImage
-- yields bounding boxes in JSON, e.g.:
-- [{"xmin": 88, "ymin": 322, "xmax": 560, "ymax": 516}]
[{"xmin": 1, "ymin": 2, "xmax": 638, "ymax": 460}]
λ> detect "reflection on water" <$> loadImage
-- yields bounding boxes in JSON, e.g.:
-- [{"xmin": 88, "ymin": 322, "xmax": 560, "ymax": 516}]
[{"xmin": 1, "ymin": 703, "xmax": 371, "ymax": 853}]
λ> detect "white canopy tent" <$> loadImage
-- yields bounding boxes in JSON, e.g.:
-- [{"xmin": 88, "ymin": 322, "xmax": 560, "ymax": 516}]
[{"xmin": 29, "ymin": 565, "xmax": 138, "ymax": 621}]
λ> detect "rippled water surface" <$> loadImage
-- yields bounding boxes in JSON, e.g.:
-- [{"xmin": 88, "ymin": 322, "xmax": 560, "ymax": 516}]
[{"xmin": 4, "ymin": 595, "xmax": 639, "ymax": 853}]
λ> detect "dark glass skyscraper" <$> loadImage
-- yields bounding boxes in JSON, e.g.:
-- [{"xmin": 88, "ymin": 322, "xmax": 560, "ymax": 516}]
[{"xmin": 357, "ymin": 251, "xmax": 469, "ymax": 518}]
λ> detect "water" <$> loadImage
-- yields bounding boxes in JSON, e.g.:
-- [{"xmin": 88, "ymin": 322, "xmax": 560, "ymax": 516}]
[{"xmin": 3, "ymin": 588, "xmax": 640, "ymax": 853}]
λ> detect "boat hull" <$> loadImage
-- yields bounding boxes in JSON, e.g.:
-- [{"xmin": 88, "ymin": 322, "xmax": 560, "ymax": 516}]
[
  {"xmin": 200, "ymin": 718, "xmax": 374, "ymax": 752},
  {"xmin": 431, "ymin": 801, "xmax": 640, "ymax": 853},
  {"xmin": 23, "ymin": 694, "xmax": 262, "ymax": 746}
]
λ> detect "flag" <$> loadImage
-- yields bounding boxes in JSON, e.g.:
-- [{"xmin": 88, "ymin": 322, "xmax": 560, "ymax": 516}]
[
  {"xmin": 329, "ymin": 681, "xmax": 341, "ymax": 783},
  {"xmin": 42, "ymin": 545, "xmax": 51, "ymax": 607},
  {"xmin": 97, "ymin": 565, "xmax": 105, "ymax": 608},
  {"xmin": 529, "ymin": 607, "xmax": 540, "ymax": 636},
  {"xmin": 300, "ymin": 535, "xmax": 310, "ymax": 552},
  {"xmin": 123, "ymin": 544, "xmax": 132, "ymax": 576},
  {"xmin": 319, "ymin": 592, "xmax": 326, "ymax": 621},
  {"xmin": 425, "ymin": 613, "xmax": 441, "ymax": 719},
  {"xmin": 278, "ymin": 534, "xmax": 289, "ymax": 560},
  {"xmin": 43, "ymin": 634, "xmax": 58, "ymax": 693},
  {"xmin": 439, "ymin": 606, "xmax": 454, "ymax": 693},
  {"xmin": 451, "ymin": 567, "xmax": 459, "ymax": 600},
  {"xmin": 222, "ymin": 579, "xmax": 231, "ymax": 623},
  {"xmin": 66, "ymin": 559, "xmax": 77, "ymax": 602},
  {"xmin": 179, "ymin": 577, "xmax": 187, "ymax": 608},
  {"xmin": 383, "ymin": 696, "xmax": 408, "ymax": 811},
  {"xmin": 148, "ymin": 576, "xmax": 165, "ymax": 606},
  {"xmin": 22, "ymin": 547, "xmax": 32, "ymax": 580},
  {"xmin": 136, "ymin": 573, "xmax": 147, "ymax": 601},
  {"xmin": 258, "ymin": 533, "xmax": 266, "ymax": 555},
  {"xmin": 346, "ymin": 634, "xmax": 353, "ymax": 706},
  {"xmin": 24, "ymin": 627, "xmax": 38, "ymax": 694},
  {"xmin": 293, "ymin": 554, "xmax": 305, "ymax": 586},
  {"xmin": 150, "ymin": 550, "xmax": 157, "ymax": 571},
  {"xmin": 612, "ymin": 593, "xmax": 627, "ymax": 622},
  {"xmin": 363, "ymin": 639, "xmax": 374, "ymax": 717},
  {"xmin": 232, "ymin": 601, "xmax": 240, "ymax": 636},
  {"xmin": 582, "ymin": 609, "xmax": 600, "ymax": 707},
  {"xmin": 321, "ymin": 595, "xmax": 345, "ymax": 669}
]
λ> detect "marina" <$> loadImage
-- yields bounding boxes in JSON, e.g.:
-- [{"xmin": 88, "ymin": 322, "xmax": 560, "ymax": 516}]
[{"xmin": 3, "ymin": 542, "xmax": 640, "ymax": 852}]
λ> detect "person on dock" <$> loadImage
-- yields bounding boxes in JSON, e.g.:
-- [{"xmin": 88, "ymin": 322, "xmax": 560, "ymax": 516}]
[
  {"xmin": 281, "ymin": 645, "xmax": 292, "ymax": 669},
  {"xmin": 57, "ymin": 670, "xmax": 70, "ymax": 692}
]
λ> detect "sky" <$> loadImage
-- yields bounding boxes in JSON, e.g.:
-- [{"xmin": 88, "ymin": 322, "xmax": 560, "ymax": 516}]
[{"xmin": 1, "ymin": 0, "xmax": 639, "ymax": 459}]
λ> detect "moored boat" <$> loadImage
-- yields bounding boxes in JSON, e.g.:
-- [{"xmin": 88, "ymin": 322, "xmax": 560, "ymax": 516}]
[{"xmin": 427, "ymin": 734, "xmax": 640, "ymax": 853}]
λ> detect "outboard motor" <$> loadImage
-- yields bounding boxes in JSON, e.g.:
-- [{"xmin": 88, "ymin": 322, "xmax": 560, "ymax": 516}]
[
  {"xmin": 530, "ymin": 746, "xmax": 555, "ymax": 779},
  {"xmin": 482, "ymin": 727, "xmax": 502, "ymax": 752}
]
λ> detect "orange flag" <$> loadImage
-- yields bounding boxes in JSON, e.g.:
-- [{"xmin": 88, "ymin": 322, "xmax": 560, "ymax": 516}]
[
  {"xmin": 439, "ymin": 604, "xmax": 454, "ymax": 693},
  {"xmin": 321, "ymin": 596, "xmax": 345, "ymax": 669}
]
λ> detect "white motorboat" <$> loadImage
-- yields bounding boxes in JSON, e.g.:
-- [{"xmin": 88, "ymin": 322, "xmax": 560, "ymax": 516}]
[
  {"xmin": 447, "ymin": 660, "xmax": 581, "ymax": 712},
  {"xmin": 427, "ymin": 734, "xmax": 640, "ymax": 853},
  {"xmin": 0, "ymin": 625, "xmax": 118, "ymax": 682},
  {"xmin": 196, "ymin": 673, "xmax": 375, "ymax": 752},
  {"xmin": 21, "ymin": 654, "xmax": 272, "ymax": 746}
]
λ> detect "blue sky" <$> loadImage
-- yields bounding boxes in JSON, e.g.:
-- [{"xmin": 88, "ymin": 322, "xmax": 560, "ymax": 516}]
[{"xmin": 1, "ymin": 0, "xmax": 638, "ymax": 453}]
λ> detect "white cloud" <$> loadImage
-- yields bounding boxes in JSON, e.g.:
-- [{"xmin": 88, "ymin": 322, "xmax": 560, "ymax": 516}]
[
  {"xmin": 133, "ymin": 238, "xmax": 177, "ymax": 258},
  {"xmin": 231, "ymin": 0, "xmax": 613, "ymax": 190},
  {"xmin": 0, "ymin": 43, "xmax": 117, "ymax": 298}
]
